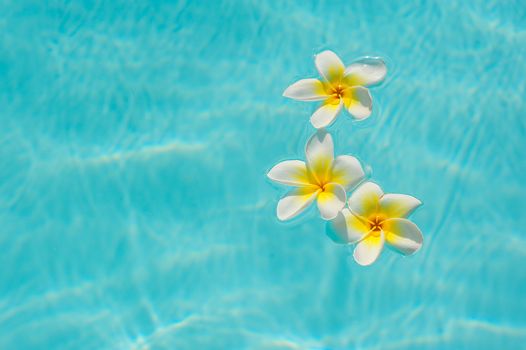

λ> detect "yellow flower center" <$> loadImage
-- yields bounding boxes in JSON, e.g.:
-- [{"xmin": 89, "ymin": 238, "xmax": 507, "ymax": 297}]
[
  {"xmin": 368, "ymin": 215, "xmax": 385, "ymax": 236},
  {"xmin": 330, "ymin": 84, "xmax": 346, "ymax": 99},
  {"xmin": 309, "ymin": 180, "xmax": 328, "ymax": 194}
]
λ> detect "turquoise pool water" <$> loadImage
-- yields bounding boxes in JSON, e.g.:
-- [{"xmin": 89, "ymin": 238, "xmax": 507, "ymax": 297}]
[{"xmin": 1, "ymin": 1, "xmax": 526, "ymax": 349}]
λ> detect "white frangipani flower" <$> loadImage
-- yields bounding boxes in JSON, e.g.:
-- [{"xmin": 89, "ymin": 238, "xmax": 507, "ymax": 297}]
[
  {"xmin": 283, "ymin": 50, "xmax": 387, "ymax": 129},
  {"xmin": 267, "ymin": 130, "xmax": 365, "ymax": 221},
  {"xmin": 329, "ymin": 181, "xmax": 423, "ymax": 266}
]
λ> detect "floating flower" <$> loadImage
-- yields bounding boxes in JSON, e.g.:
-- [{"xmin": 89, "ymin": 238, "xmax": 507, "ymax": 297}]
[
  {"xmin": 283, "ymin": 50, "xmax": 387, "ymax": 129},
  {"xmin": 329, "ymin": 182, "xmax": 423, "ymax": 266},
  {"xmin": 267, "ymin": 130, "xmax": 365, "ymax": 221}
]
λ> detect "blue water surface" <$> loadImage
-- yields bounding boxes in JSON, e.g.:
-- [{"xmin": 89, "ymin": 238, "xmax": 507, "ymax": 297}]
[{"xmin": 1, "ymin": 1, "xmax": 526, "ymax": 349}]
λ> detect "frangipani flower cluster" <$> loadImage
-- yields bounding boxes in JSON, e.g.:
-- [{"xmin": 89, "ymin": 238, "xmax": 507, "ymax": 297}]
[
  {"xmin": 268, "ymin": 50, "xmax": 423, "ymax": 266},
  {"xmin": 283, "ymin": 50, "xmax": 387, "ymax": 128}
]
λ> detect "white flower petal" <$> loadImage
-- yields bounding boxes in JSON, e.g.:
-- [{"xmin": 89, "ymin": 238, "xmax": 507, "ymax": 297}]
[
  {"xmin": 379, "ymin": 194, "xmax": 422, "ymax": 218},
  {"xmin": 315, "ymin": 50, "xmax": 345, "ymax": 82},
  {"xmin": 331, "ymin": 155, "xmax": 365, "ymax": 190},
  {"xmin": 276, "ymin": 186, "xmax": 320, "ymax": 221},
  {"xmin": 310, "ymin": 99, "xmax": 343, "ymax": 129},
  {"xmin": 305, "ymin": 130, "xmax": 334, "ymax": 185},
  {"xmin": 283, "ymin": 78, "xmax": 328, "ymax": 101},
  {"xmin": 348, "ymin": 181, "xmax": 383, "ymax": 218},
  {"xmin": 267, "ymin": 160, "xmax": 310, "ymax": 187},
  {"xmin": 346, "ymin": 86, "xmax": 372, "ymax": 120},
  {"xmin": 353, "ymin": 232, "xmax": 385, "ymax": 266},
  {"xmin": 343, "ymin": 57, "xmax": 387, "ymax": 87},
  {"xmin": 383, "ymin": 218, "xmax": 423, "ymax": 255},
  {"xmin": 316, "ymin": 183, "xmax": 346, "ymax": 220},
  {"xmin": 328, "ymin": 208, "xmax": 369, "ymax": 244}
]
